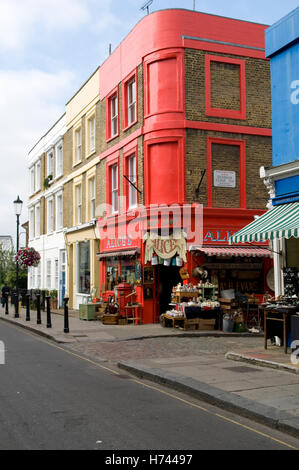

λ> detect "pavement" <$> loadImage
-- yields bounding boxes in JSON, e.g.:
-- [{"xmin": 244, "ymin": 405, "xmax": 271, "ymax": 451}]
[{"xmin": 1, "ymin": 304, "xmax": 299, "ymax": 439}]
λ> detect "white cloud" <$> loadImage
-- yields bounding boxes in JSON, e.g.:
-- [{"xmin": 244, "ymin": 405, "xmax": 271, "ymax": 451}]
[
  {"xmin": 0, "ymin": 0, "xmax": 90, "ymax": 51},
  {"xmin": 0, "ymin": 68, "xmax": 76, "ymax": 240}
]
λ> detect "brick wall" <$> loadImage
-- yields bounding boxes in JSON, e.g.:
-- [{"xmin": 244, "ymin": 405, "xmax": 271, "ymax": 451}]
[
  {"xmin": 185, "ymin": 49, "xmax": 272, "ymax": 128},
  {"xmin": 185, "ymin": 130, "xmax": 272, "ymax": 209}
]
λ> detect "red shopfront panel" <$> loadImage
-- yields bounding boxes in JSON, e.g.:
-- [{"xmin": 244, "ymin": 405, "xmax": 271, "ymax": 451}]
[
  {"xmin": 144, "ymin": 136, "xmax": 185, "ymax": 206},
  {"xmin": 144, "ymin": 49, "xmax": 184, "ymax": 118}
]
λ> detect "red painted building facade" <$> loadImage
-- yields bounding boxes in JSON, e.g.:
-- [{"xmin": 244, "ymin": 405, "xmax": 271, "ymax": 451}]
[{"xmin": 97, "ymin": 9, "xmax": 273, "ymax": 324}]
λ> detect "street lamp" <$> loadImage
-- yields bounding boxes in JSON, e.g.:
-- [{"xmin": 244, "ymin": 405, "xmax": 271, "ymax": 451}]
[{"xmin": 13, "ymin": 195, "xmax": 23, "ymax": 318}]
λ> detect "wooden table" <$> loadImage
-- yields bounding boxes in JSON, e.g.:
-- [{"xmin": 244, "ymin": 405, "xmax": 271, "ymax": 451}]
[{"xmin": 161, "ymin": 313, "xmax": 185, "ymax": 329}]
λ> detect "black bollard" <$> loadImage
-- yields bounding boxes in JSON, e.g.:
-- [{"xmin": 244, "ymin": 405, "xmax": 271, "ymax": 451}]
[
  {"xmin": 64, "ymin": 297, "xmax": 69, "ymax": 333},
  {"xmin": 14, "ymin": 293, "xmax": 19, "ymax": 318},
  {"xmin": 26, "ymin": 294, "xmax": 30, "ymax": 321},
  {"xmin": 36, "ymin": 293, "xmax": 41, "ymax": 324},
  {"xmin": 46, "ymin": 296, "xmax": 52, "ymax": 328}
]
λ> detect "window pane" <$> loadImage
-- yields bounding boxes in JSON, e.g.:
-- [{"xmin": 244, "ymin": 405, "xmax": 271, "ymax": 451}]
[
  {"xmin": 106, "ymin": 258, "xmax": 119, "ymax": 290},
  {"xmin": 78, "ymin": 241, "xmax": 90, "ymax": 294},
  {"xmin": 89, "ymin": 117, "xmax": 95, "ymax": 152},
  {"xmin": 128, "ymin": 155, "xmax": 137, "ymax": 208},
  {"xmin": 121, "ymin": 258, "xmax": 136, "ymax": 285}
]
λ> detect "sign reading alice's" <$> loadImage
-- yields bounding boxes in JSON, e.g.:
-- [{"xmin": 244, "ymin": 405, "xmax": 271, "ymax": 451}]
[{"xmin": 144, "ymin": 232, "xmax": 187, "ymax": 263}]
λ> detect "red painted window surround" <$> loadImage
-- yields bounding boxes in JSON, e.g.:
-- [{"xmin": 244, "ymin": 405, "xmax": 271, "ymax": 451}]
[
  {"xmin": 185, "ymin": 120, "xmax": 272, "ymax": 137},
  {"xmin": 122, "ymin": 69, "xmax": 138, "ymax": 131},
  {"xmin": 106, "ymin": 151, "xmax": 119, "ymax": 215},
  {"xmin": 122, "ymin": 141, "xmax": 139, "ymax": 211},
  {"xmin": 143, "ymin": 48, "xmax": 185, "ymax": 118},
  {"xmin": 206, "ymin": 137, "xmax": 246, "ymax": 209},
  {"xmin": 205, "ymin": 55, "xmax": 246, "ymax": 120},
  {"xmin": 106, "ymin": 86, "xmax": 119, "ymax": 142}
]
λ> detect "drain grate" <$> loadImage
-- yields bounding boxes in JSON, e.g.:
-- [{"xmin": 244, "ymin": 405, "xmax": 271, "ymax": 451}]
[{"xmin": 224, "ymin": 366, "xmax": 262, "ymax": 373}]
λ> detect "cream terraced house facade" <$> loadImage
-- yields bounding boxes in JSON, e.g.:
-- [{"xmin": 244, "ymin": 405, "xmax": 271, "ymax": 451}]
[
  {"xmin": 27, "ymin": 114, "xmax": 67, "ymax": 307},
  {"xmin": 28, "ymin": 67, "xmax": 103, "ymax": 310},
  {"xmin": 63, "ymin": 68, "xmax": 102, "ymax": 309}
]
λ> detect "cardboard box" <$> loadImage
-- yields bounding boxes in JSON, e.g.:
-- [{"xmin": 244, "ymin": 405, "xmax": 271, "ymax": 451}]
[{"xmin": 197, "ymin": 318, "xmax": 216, "ymax": 330}]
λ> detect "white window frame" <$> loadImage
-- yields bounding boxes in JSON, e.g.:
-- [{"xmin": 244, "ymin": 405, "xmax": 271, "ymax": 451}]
[
  {"xmin": 110, "ymin": 95, "xmax": 118, "ymax": 137},
  {"xmin": 128, "ymin": 154, "xmax": 137, "ymax": 208},
  {"xmin": 76, "ymin": 185, "xmax": 82, "ymax": 224},
  {"xmin": 89, "ymin": 177, "xmax": 95, "ymax": 220},
  {"xmin": 111, "ymin": 164, "xmax": 118, "ymax": 213},
  {"xmin": 35, "ymin": 160, "xmax": 41, "ymax": 191},
  {"xmin": 30, "ymin": 167, "xmax": 35, "ymax": 194},
  {"xmin": 75, "ymin": 127, "xmax": 82, "ymax": 163},
  {"xmin": 47, "ymin": 197, "xmax": 54, "ymax": 234},
  {"xmin": 127, "ymin": 78, "xmax": 136, "ymax": 125},
  {"xmin": 55, "ymin": 141, "xmax": 63, "ymax": 177},
  {"xmin": 47, "ymin": 149, "xmax": 54, "ymax": 178},
  {"xmin": 37, "ymin": 263, "xmax": 41, "ymax": 289},
  {"xmin": 29, "ymin": 207, "xmax": 34, "ymax": 240},
  {"xmin": 54, "ymin": 259, "xmax": 59, "ymax": 290},
  {"xmin": 46, "ymin": 260, "xmax": 51, "ymax": 290},
  {"xmin": 88, "ymin": 115, "xmax": 95, "ymax": 154},
  {"xmin": 56, "ymin": 192, "xmax": 63, "ymax": 231},
  {"xmin": 35, "ymin": 203, "xmax": 40, "ymax": 238}
]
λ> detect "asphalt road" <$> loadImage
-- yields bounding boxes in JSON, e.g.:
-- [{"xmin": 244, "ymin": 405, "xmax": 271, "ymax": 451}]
[{"xmin": 0, "ymin": 321, "xmax": 298, "ymax": 451}]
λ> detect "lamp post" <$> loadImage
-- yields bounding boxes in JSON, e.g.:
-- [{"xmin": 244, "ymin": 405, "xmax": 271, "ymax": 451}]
[{"xmin": 13, "ymin": 195, "xmax": 23, "ymax": 318}]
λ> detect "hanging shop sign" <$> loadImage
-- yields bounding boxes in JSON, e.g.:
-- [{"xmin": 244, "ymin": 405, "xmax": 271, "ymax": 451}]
[{"xmin": 144, "ymin": 232, "xmax": 187, "ymax": 264}]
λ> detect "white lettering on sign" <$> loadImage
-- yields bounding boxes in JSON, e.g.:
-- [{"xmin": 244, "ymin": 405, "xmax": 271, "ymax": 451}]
[
  {"xmin": 213, "ymin": 170, "xmax": 236, "ymax": 188},
  {"xmin": 290, "ymin": 80, "xmax": 299, "ymax": 104}
]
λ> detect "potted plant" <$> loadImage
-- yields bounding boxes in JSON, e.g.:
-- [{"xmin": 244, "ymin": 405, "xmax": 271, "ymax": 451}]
[{"xmin": 15, "ymin": 247, "xmax": 41, "ymax": 270}]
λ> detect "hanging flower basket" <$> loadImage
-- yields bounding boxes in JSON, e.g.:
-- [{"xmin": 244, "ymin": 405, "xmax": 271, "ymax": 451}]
[{"xmin": 15, "ymin": 247, "xmax": 41, "ymax": 269}]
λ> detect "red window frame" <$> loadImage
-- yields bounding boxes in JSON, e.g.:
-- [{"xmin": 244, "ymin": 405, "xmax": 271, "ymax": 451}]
[
  {"xmin": 205, "ymin": 55, "xmax": 246, "ymax": 120},
  {"xmin": 106, "ymin": 86, "xmax": 119, "ymax": 142},
  {"xmin": 122, "ymin": 69, "xmax": 138, "ymax": 131},
  {"xmin": 123, "ymin": 141, "xmax": 138, "ymax": 211},
  {"xmin": 206, "ymin": 137, "xmax": 246, "ymax": 209},
  {"xmin": 106, "ymin": 152, "xmax": 119, "ymax": 215}
]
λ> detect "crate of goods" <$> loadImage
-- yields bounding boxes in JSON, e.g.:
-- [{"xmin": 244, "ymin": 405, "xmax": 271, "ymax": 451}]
[
  {"xmin": 79, "ymin": 303, "xmax": 97, "ymax": 320},
  {"xmin": 118, "ymin": 317, "xmax": 128, "ymax": 325},
  {"xmin": 184, "ymin": 318, "xmax": 200, "ymax": 330},
  {"xmin": 198, "ymin": 318, "xmax": 216, "ymax": 330},
  {"xmin": 102, "ymin": 314, "xmax": 120, "ymax": 325}
]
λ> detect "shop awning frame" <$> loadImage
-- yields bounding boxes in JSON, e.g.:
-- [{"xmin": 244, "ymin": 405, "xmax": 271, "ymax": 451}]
[
  {"xmin": 96, "ymin": 249, "xmax": 140, "ymax": 260},
  {"xmin": 189, "ymin": 245, "xmax": 272, "ymax": 257},
  {"xmin": 229, "ymin": 202, "xmax": 299, "ymax": 244}
]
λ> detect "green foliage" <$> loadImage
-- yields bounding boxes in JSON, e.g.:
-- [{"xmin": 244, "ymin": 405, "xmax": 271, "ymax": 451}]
[{"xmin": 0, "ymin": 244, "xmax": 27, "ymax": 289}]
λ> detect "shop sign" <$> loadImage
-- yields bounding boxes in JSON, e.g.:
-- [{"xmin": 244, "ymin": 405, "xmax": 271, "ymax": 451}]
[
  {"xmin": 213, "ymin": 170, "xmax": 236, "ymax": 188},
  {"xmin": 104, "ymin": 236, "xmax": 134, "ymax": 251},
  {"xmin": 144, "ymin": 232, "xmax": 187, "ymax": 263},
  {"xmin": 203, "ymin": 230, "xmax": 232, "ymax": 243}
]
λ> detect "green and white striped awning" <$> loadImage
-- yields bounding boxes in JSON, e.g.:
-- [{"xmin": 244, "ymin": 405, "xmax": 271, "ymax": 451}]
[{"xmin": 230, "ymin": 202, "xmax": 299, "ymax": 244}]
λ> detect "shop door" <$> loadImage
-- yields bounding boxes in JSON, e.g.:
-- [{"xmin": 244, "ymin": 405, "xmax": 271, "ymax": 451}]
[{"xmin": 157, "ymin": 265, "xmax": 181, "ymax": 317}]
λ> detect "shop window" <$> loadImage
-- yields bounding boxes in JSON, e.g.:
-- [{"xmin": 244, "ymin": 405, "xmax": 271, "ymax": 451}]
[
  {"xmin": 106, "ymin": 258, "xmax": 119, "ymax": 291},
  {"xmin": 121, "ymin": 258, "xmax": 136, "ymax": 285},
  {"xmin": 77, "ymin": 241, "xmax": 90, "ymax": 294},
  {"xmin": 286, "ymin": 238, "xmax": 299, "ymax": 270}
]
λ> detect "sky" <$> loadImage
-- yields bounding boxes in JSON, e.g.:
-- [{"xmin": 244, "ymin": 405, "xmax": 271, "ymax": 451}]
[{"xmin": 1, "ymin": 0, "xmax": 298, "ymax": 247}]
